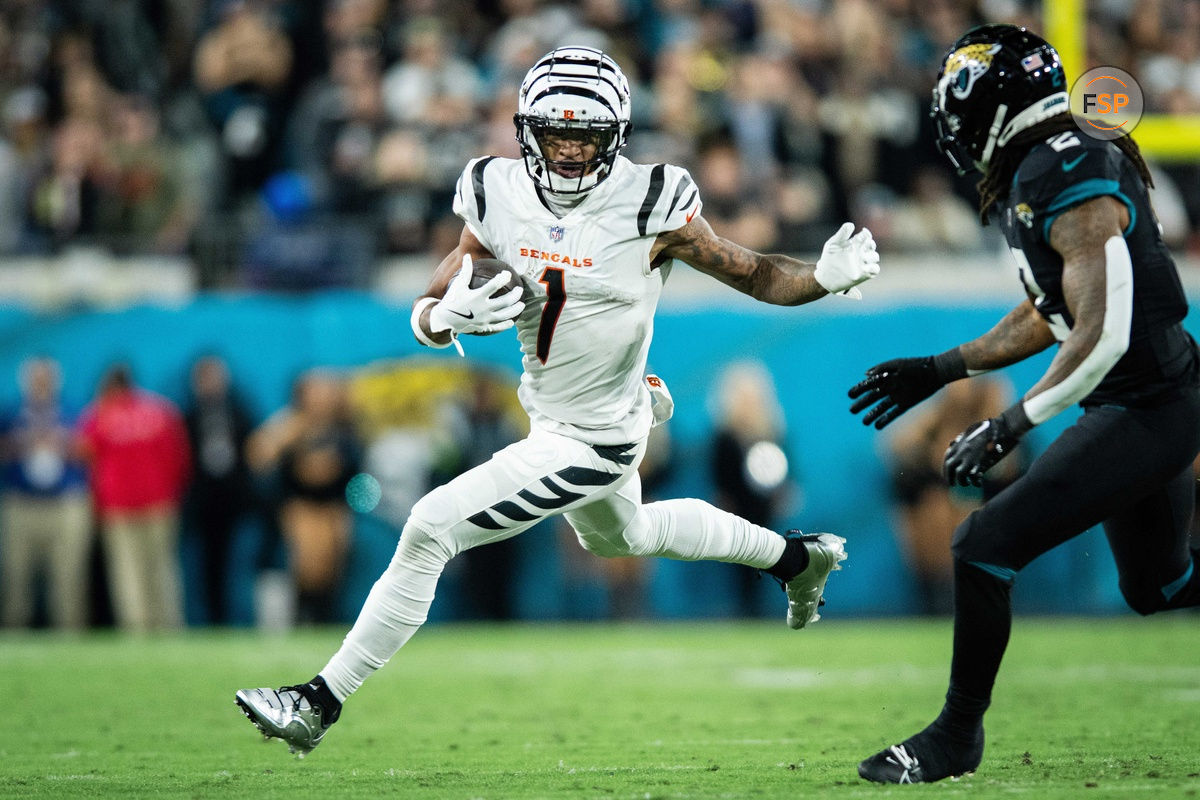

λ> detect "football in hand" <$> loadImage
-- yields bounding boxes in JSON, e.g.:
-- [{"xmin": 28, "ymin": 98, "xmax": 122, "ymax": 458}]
[
  {"xmin": 455, "ymin": 257, "xmax": 526, "ymax": 336},
  {"xmin": 466, "ymin": 258, "xmax": 528, "ymax": 301}
]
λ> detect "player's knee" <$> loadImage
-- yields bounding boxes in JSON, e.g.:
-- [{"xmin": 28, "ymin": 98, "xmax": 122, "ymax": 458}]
[
  {"xmin": 949, "ymin": 510, "xmax": 984, "ymax": 563},
  {"xmin": 574, "ymin": 529, "xmax": 622, "ymax": 557},
  {"xmin": 392, "ymin": 519, "xmax": 455, "ymax": 572},
  {"xmin": 409, "ymin": 486, "xmax": 457, "ymax": 538},
  {"xmin": 1117, "ymin": 581, "xmax": 1165, "ymax": 616},
  {"xmin": 573, "ymin": 512, "xmax": 649, "ymax": 559}
]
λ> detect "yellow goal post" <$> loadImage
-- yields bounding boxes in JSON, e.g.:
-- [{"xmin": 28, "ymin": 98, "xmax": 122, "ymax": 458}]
[{"xmin": 1043, "ymin": 0, "xmax": 1200, "ymax": 160}]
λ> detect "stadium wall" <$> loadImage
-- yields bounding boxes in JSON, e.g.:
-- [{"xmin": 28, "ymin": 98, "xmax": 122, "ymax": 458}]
[{"xmin": 1, "ymin": 286, "xmax": 1195, "ymax": 622}]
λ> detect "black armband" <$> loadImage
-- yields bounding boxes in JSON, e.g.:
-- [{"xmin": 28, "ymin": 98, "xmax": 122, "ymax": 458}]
[{"xmin": 931, "ymin": 347, "xmax": 968, "ymax": 383}]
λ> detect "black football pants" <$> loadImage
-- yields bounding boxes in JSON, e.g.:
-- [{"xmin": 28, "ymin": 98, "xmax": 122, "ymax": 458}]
[{"xmin": 953, "ymin": 388, "xmax": 1200, "ymax": 613}]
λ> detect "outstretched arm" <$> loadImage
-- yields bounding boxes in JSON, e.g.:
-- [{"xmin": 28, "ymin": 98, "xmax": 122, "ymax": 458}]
[
  {"xmin": 957, "ymin": 299, "xmax": 1057, "ymax": 372},
  {"xmin": 651, "ymin": 216, "xmax": 878, "ymax": 306},
  {"xmin": 849, "ymin": 303, "xmax": 1054, "ymax": 431}
]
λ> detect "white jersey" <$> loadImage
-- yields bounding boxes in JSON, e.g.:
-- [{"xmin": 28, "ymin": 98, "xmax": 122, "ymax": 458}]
[{"xmin": 453, "ymin": 155, "xmax": 702, "ymax": 445}]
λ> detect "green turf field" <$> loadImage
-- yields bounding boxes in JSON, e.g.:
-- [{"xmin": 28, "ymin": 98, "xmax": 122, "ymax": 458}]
[{"xmin": 3, "ymin": 618, "xmax": 1199, "ymax": 799}]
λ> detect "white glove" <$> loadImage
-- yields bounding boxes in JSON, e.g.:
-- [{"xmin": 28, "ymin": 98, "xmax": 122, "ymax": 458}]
[
  {"xmin": 429, "ymin": 254, "xmax": 525, "ymax": 337},
  {"xmin": 814, "ymin": 222, "xmax": 881, "ymax": 300}
]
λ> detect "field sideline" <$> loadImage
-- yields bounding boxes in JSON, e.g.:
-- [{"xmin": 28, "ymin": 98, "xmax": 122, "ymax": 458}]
[{"xmin": 4, "ymin": 618, "xmax": 1199, "ymax": 799}]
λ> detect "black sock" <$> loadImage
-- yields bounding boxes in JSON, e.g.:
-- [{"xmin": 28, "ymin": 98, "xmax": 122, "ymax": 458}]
[
  {"xmin": 764, "ymin": 536, "xmax": 810, "ymax": 583},
  {"xmin": 940, "ymin": 557, "xmax": 1014, "ymax": 737},
  {"xmin": 306, "ymin": 675, "xmax": 342, "ymax": 724}
]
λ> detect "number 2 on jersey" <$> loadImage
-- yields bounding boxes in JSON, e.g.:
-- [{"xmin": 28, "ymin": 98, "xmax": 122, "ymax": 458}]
[{"xmin": 537, "ymin": 267, "xmax": 566, "ymax": 364}]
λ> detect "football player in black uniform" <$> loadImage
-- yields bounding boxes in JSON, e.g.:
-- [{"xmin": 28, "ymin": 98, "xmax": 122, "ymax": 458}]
[{"xmin": 849, "ymin": 24, "xmax": 1200, "ymax": 783}]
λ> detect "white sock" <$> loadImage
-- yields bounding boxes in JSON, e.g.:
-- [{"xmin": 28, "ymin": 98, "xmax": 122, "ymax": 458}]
[
  {"xmin": 319, "ymin": 521, "xmax": 450, "ymax": 702},
  {"xmin": 638, "ymin": 498, "xmax": 784, "ymax": 568}
]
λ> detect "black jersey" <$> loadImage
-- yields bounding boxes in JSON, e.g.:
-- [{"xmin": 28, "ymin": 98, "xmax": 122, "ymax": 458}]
[{"xmin": 998, "ymin": 130, "xmax": 1199, "ymax": 406}]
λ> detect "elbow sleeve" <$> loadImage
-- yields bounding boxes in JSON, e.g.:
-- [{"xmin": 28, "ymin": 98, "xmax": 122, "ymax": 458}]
[{"xmin": 1024, "ymin": 236, "xmax": 1133, "ymax": 425}]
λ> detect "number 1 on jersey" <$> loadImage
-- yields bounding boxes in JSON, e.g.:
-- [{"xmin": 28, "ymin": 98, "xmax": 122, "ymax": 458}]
[{"xmin": 537, "ymin": 267, "xmax": 566, "ymax": 364}]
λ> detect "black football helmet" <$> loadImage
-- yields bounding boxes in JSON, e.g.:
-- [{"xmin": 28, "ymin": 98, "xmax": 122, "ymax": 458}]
[{"xmin": 931, "ymin": 24, "xmax": 1069, "ymax": 174}]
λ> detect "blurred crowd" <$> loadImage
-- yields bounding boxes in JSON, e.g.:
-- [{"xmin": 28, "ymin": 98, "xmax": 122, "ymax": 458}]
[
  {"xmin": 1, "ymin": 0, "xmax": 1198, "ymax": 292},
  {"xmin": 5, "ymin": 347, "xmax": 1048, "ymax": 630},
  {"xmin": 0, "ymin": 354, "xmax": 389, "ymax": 630},
  {"xmin": 0, "ymin": 351, "xmax": 828, "ymax": 629}
]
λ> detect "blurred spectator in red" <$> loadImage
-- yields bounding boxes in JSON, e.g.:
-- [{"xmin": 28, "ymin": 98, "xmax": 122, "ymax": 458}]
[
  {"xmin": 182, "ymin": 354, "xmax": 254, "ymax": 626},
  {"xmin": 78, "ymin": 364, "xmax": 191, "ymax": 632},
  {"xmin": 247, "ymin": 369, "xmax": 360, "ymax": 624},
  {"xmin": 0, "ymin": 357, "xmax": 92, "ymax": 629}
]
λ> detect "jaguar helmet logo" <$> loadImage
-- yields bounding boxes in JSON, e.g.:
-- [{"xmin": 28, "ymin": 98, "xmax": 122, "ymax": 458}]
[{"xmin": 940, "ymin": 43, "xmax": 1003, "ymax": 103}]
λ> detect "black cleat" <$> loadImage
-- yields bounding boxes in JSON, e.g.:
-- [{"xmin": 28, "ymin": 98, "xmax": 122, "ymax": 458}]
[{"xmin": 858, "ymin": 725, "xmax": 984, "ymax": 784}]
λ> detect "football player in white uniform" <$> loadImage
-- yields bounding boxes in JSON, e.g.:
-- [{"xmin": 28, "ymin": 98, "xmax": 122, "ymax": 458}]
[{"xmin": 236, "ymin": 46, "xmax": 880, "ymax": 757}]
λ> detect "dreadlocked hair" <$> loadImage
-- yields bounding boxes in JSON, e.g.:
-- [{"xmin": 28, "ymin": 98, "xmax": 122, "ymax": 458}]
[{"xmin": 976, "ymin": 114, "xmax": 1153, "ymax": 225}]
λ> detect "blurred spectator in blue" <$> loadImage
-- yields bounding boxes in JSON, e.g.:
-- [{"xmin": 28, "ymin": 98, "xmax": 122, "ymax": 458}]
[
  {"xmin": 0, "ymin": 357, "xmax": 91, "ymax": 629},
  {"xmin": 0, "ymin": 87, "xmax": 50, "ymax": 254},
  {"xmin": 78, "ymin": 364, "xmax": 191, "ymax": 632},
  {"xmin": 193, "ymin": 0, "xmax": 297, "ymax": 207},
  {"xmin": 246, "ymin": 369, "xmax": 361, "ymax": 624},
  {"xmin": 240, "ymin": 170, "xmax": 374, "ymax": 289},
  {"xmin": 182, "ymin": 354, "xmax": 254, "ymax": 626},
  {"xmin": 709, "ymin": 360, "xmax": 795, "ymax": 617}
]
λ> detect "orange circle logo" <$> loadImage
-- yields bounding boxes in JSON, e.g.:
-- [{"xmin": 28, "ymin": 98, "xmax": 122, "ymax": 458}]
[{"xmin": 1069, "ymin": 66, "xmax": 1144, "ymax": 140}]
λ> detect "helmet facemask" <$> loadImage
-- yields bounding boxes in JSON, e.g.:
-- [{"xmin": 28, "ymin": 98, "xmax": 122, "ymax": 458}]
[{"xmin": 514, "ymin": 46, "xmax": 632, "ymax": 195}]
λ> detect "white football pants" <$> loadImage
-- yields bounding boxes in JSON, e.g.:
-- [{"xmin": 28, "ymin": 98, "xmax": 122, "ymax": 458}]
[{"xmin": 320, "ymin": 426, "xmax": 785, "ymax": 701}]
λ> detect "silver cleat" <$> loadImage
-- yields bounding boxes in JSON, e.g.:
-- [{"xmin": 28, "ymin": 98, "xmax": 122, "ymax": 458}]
[
  {"xmin": 235, "ymin": 687, "xmax": 332, "ymax": 758},
  {"xmin": 784, "ymin": 532, "xmax": 848, "ymax": 629}
]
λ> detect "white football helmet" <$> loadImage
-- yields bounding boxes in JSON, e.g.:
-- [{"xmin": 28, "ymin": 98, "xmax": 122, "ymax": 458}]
[{"xmin": 514, "ymin": 46, "xmax": 632, "ymax": 195}]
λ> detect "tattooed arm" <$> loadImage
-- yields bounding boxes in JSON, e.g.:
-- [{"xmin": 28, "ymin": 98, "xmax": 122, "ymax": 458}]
[
  {"xmin": 651, "ymin": 215, "xmax": 832, "ymax": 306},
  {"xmin": 956, "ymin": 299, "xmax": 1057, "ymax": 372},
  {"xmin": 1015, "ymin": 195, "xmax": 1131, "ymax": 424}
]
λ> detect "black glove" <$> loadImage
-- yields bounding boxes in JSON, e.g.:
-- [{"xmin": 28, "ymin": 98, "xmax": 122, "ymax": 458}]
[
  {"xmin": 942, "ymin": 405, "xmax": 1033, "ymax": 487},
  {"xmin": 848, "ymin": 350, "xmax": 967, "ymax": 429}
]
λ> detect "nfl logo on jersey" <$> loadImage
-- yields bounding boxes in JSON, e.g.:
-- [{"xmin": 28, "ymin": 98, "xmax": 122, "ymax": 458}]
[{"xmin": 548, "ymin": 225, "xmax": 565, "ymax": 242}]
